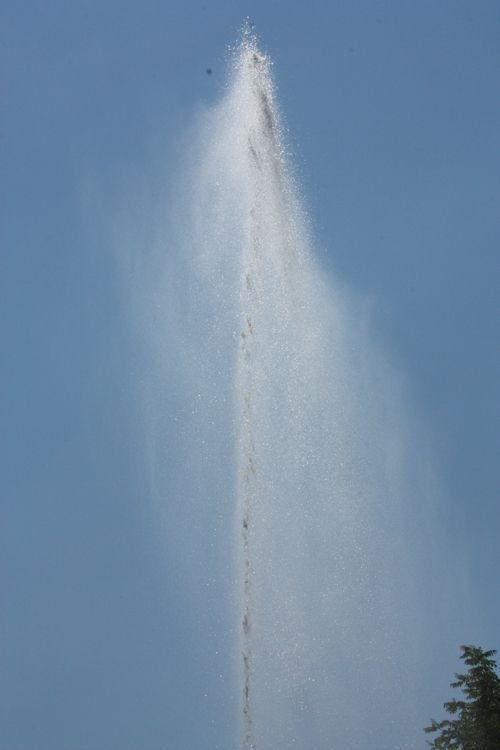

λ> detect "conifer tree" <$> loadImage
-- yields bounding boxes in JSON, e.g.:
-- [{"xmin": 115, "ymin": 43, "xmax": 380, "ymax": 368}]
[{"xmin": 425, "ymin": 645, "xmax": 500, "ymax": 749}]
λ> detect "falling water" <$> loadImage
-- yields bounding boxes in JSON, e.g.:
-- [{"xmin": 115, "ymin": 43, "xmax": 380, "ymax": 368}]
[
  {"xmin": 134, "ymin": 28, "xmax": 454, "ymax": 750},
  {"xmin": 228, "ymin": 35, "xmax": 422, "ymax": 748}
]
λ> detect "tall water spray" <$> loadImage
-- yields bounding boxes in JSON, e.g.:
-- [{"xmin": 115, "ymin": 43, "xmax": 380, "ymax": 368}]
[
  {"xmin": 229, "ymin": 37, "xmax": 421, "ymax": 749},
  {"xmin": 142, "ymin": 31, "xmax": 449, "ymax": 750}
]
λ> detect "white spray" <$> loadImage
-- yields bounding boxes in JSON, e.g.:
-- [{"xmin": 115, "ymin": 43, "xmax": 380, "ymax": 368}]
[{"xmin": 134, "ymin": 30, "xmax": 456, "ymax": 750}]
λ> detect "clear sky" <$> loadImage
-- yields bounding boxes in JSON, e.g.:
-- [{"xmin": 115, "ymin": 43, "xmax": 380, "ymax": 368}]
[{"xmin": 1, "ymin": 2, "xmax": 499, "ymax": 749}]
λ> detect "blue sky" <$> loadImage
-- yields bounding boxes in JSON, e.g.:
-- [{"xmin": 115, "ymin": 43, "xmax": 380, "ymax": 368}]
[{"xmin": 2, "ymin": 2, "xmax": 499, "ymax": 748}]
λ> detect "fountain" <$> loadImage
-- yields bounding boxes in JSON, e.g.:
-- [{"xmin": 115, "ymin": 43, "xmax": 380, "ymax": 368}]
[
  {"xmin": 137, "ymin": 28, "xmax": 450, "ymax": 750},
  {"xmin": 228, "ymin": 35, "xmax": 423, "ymax": 749}
]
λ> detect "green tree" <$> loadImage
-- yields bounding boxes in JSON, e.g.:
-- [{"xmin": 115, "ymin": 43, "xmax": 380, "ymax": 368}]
[{"xmin": 425, "ymin": 645, "xmax": 500, "ymax": 749}]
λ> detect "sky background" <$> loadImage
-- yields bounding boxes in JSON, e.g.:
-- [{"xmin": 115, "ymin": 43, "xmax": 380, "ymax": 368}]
[{"xmin": 1, "ymin": 1, "xmax": 499, "ymax": 748}]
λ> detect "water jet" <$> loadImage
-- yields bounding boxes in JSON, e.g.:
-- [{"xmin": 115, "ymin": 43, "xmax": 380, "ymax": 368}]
[{"xmin": 159, "ymin": 29, "xmax": 446, "ymax": 750}]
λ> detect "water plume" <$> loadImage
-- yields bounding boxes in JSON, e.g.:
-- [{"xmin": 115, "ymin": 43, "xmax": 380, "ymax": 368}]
[
  {"xmin": 129, "ymin": 29, "xmax": 456, "ymax": 750},
  {"xmin": 225, "ymin": 35, "xmax": 423, "ymax": 749}
]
